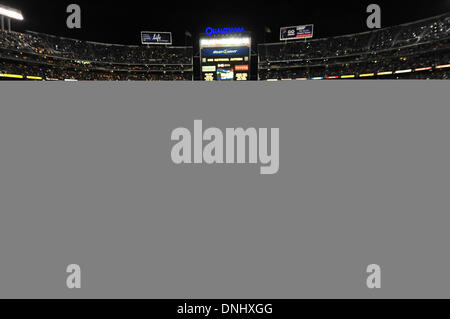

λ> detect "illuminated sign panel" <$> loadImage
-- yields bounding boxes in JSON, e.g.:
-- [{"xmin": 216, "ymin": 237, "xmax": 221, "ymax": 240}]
[
  {"xmin": 200, "ymin": 32, "xmax": 251, "ymax": 81},
  {"xmin": 235, "ymin": 65, "xmax": 249, "ymax": 71},
  {"xmin": 201, "ymin": 47, "xmax": 250, "ymax": 57},
  {"xmin": 141, "ymin": 31, "xmax": 172, "ymax": 45},
  {"xmin": 202, "ymin": 65, "xmax": 217, "ymax": 72},
  {"xmin": 280, "ymin": 24, "xmax": 314, "ymax": 40}
]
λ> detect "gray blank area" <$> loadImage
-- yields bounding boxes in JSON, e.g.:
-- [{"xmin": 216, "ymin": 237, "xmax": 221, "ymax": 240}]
[{"xmin": 0, "ymin": 81, "xmax": 449, "ymax": 298}]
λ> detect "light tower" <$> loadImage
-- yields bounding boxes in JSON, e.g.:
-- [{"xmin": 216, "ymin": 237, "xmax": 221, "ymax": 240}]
[{"xmin": 0, "ymin": 4, "xmax": 24, "ymax": 32}]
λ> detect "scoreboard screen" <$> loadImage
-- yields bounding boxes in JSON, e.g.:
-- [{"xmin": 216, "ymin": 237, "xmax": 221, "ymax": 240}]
[{"xmin": 200, "ymin": 36, "xmax": 251, "ymax": 81}]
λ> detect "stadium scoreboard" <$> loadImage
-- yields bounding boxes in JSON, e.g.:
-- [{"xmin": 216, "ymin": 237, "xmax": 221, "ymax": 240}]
[{"xmin": 200, "ymin": 33, "xmax": 251, "ymax": 81}]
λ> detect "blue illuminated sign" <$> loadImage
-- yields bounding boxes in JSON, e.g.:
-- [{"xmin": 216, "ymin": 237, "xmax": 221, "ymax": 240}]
[
  {"xmin": 205, "ymin": 27, "xmax": 245, "ymax": 36},
  {"xmin": 201, "ymin": 47, "xmax": 249, "ymax": 57}
]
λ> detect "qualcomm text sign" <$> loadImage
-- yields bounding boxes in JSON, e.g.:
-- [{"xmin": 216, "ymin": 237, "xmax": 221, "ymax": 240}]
[{"xmin": 205, "ymin": 27, "xmax": 245, "ymax": 36}]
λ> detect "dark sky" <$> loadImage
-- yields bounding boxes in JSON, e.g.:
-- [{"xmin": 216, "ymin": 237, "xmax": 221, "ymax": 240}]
[{"xmin": 2, "ymin": 0, "xmax": 450, "ymax": 48}]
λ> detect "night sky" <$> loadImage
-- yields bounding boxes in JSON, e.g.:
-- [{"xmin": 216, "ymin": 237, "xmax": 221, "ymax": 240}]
[{"xmin": 1, "ymin": 0, "xmax": 449, "ymax": 48}]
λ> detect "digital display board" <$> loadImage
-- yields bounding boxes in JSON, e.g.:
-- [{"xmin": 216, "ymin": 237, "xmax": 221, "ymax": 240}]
[
  {"xmin": 141, "ymin": 31, "xmax": 172, "ymax": 45},
  {"xmin": 280, "ymin": 24, "xmax": 314, "ymax": 40},
  {"xmin": 200, "ymin": 35, "xmax": 251, "ymax": 81}
]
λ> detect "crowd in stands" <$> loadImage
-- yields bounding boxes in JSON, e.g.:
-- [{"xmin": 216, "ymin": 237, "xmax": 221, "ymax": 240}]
[
  {"xmin": 0, "ymin": 30, "xmax": 193, "ymax": 81},
  {"xmin": 1, "ymin": 12, "xmax": 450, "ymax": 81},
  {"xmin": 259, "ymin": 45, "xmax": 450, "ymax": 80},
  {"xmin": 0, "ymin": 58, "xmax": 192, "ymax": 80},
  {"xmin": 258, "ymin": 12, "xmax": 450, "ymax": 80},
  {"xmin": 0, "ymin": 31, "xmax": 193, "ymax": 64}
]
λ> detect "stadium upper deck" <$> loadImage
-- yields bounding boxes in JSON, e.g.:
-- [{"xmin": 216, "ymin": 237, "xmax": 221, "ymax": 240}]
[{"xmin": 258, "ymin": 12, "xmax": 450, "ymax": 80}]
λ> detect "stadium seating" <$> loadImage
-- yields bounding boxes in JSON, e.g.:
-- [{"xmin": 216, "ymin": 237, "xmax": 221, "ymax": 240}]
[
  {"xmin": 258, "ymin": 13, "xmax": 450, "ymax": 80},
  {"xmin": 1, "ymin": 12, "xmax": 449, "ymax": 81},
  {"xmin": 0, "ymin": 30, "xmax": 193, "ymax": 80}
]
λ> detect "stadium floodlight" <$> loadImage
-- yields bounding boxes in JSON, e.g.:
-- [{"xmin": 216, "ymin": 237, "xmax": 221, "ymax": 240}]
[
  {"xmin": 0, "ymin": 4, "xmax": 23, "ymax": 32},
  {"xmin": 0, "ymin": 4, "xmax": 24, "ymax": 20}
]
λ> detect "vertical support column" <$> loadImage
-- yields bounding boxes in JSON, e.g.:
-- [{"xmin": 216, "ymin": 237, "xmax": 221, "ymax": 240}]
[
  {"xmin": 1, "ymin": 16, "xmax": 4, "ymax": 32},
  {"xmin": 7, "ymin": 17, "xmax": 11, "ymax": 32}
]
